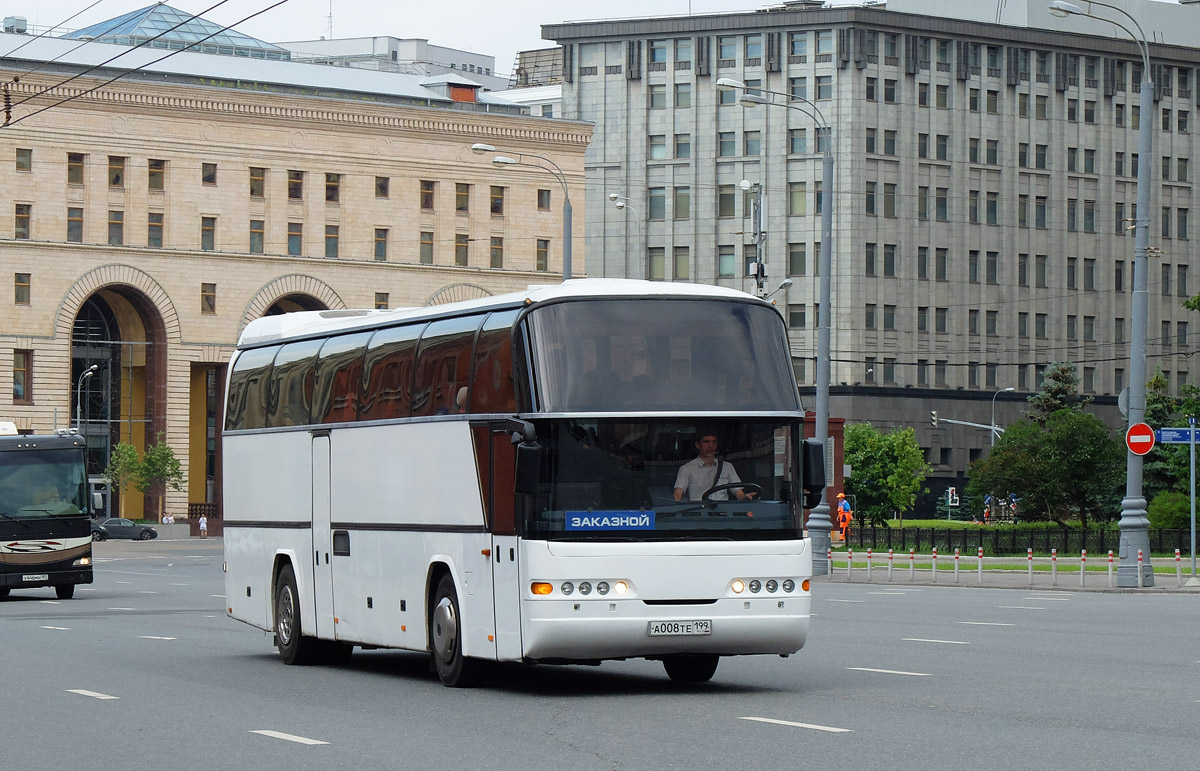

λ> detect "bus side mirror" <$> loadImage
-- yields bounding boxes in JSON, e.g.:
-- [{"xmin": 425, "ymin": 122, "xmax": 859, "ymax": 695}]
[
  {"xmin": 514, "ymin": 442, "xmax": 542, "ymax": 495},
  {"xmin": 92, "ymin": 491, "xmax": 104, "ymax": 514},
  {"xmin": 801, "ymin": 438, "xmax": 826, "ymax": 510}
]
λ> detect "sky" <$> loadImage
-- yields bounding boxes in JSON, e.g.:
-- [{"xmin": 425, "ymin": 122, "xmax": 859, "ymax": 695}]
[{"xmin": 23, "ymin": 0, "xmax": 779, "ymax": 77}]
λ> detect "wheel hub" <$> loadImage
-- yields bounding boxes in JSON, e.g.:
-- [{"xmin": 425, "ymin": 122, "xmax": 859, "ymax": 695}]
[{"xmin": 431, "ymin": 596, "xmax": 458, "ymax": 662}]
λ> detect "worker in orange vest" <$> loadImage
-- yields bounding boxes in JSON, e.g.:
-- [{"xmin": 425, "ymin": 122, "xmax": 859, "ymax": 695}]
[{"xmin": 836, "ymin": 493, "xmax": 853, "ymax": 541}]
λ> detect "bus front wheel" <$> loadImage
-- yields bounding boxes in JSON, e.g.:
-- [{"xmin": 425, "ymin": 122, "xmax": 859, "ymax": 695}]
[
  {"xmin": 663, "ymin": 654, "xmax": 719, "ymax": 683},
  {"xmin": 275, "ymin": 564, "xmax": 319, "ymax": 665},
  {"xmin": 430, "ymin": 573, "xmax": 480, "ymax": 687}
]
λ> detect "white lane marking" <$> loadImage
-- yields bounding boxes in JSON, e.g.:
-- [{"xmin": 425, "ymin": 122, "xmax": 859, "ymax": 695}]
[
  {"xmin": 824, "ymin": 599, "xmax": 866, "ymax": 603},
  {"xmin": 41, "ymin": 625, "xmax": 71, "ymax": 631},
  {"xmin": 39, "ymin": 600, "xmax": 61, "ymax": 605},
  {"xmin": 958, "ymin": 622, "xmax": 1015, "ymax": 627},
  {"xmin": 250, "ymin": 730, "xmax": 328, "ymax": 746},
  {"xmin": 108, "ymin": 607, "xmax": 135, "ymax": 611},
  {"xmin": 903, "ymin": 638, "xmax": 970, "ymax": 645},
  {"xmin": 139, "ymin": 591, "xmax": 158, "ymax": 594},
  {"xmin": 80, "ymin": 587, "xmax": 95, "ymax": 591},
  {"xmin": 847, "ymin": 667, "xmax": 932, "ymax": 677},
  {"xmin": 867, "ymin": 591, "xmax": 907, "ymax": 595},
  {"xmin": 68, "ymin": 689, "xmax": 119, "ymax": 700},
  {"xmin": 1023, "ymin": 596, "xmax": 1071, "ymax": 601},
  {"xmin": 116, "ymin": 581, "xmax": 131, "ymax": 584},
  {"xmin": 998, "ymin": 605, "xmax": 1045, "ymax": 610},
  {"xmin": 739, "ymin": 716, "xmax": 852, "ymax": 733},
  {"xmin": 171, "ymin": 583, "xmax": 189, "ymax": 586},
  {"xmin": 139, "ymin": 635, "xmax": 177, "ymax": 641},
  {"xmin": 211, "ymin": 594, "xmax": 225, "ymax": 598}
]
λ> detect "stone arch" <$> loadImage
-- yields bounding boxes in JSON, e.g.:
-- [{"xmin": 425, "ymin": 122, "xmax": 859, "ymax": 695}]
[
  {"xmin": 240, "ymin": 274, "xmax": 346, "ymax": 331},
  {"xmin": 425, "ymin": 282, "xmax": 494, "ymax": 306},
  {"xmin": 55, "ymin": 264, "xmax": 181, "ymax": 343}
]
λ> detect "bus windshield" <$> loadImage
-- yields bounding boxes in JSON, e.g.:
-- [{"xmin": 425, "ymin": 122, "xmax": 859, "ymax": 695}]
[
  {"xmin": 524, "ymin": 299, "xmax": 798, "ymax": 412},
  {"xmin": 0, "ymin": 448, "xmax": 88, "ymax": 518},
  {"xmin": 525, "ymin": 418, "xmax": 802, "ymax": 542}
]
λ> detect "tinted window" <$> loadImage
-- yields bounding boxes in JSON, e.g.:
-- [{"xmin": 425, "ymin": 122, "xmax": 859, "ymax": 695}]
[
  {"xmin": 265, "ymin": 339, "xmax": 323, "ymax": 428},
  {"xmin": 525, "ymin": 299, "xmax": 798, "ymax": 412},
  {"xmin": 470, "ymin": 310, "xmax": 519, "ymax": 413},
  {"xmin": 412, "ymin": 316, "xmax": 483, "ymax": 417},
  {"xmin": 360, "ymin": 323, "xmax": 425, "ymax": 421},
  {"xmin": 225, "ymin": 346, "xmax": 280, "ymax": 430},
  {"xmin": 311, "ymin": 332, "xmax": 371, "ymax": 424}
]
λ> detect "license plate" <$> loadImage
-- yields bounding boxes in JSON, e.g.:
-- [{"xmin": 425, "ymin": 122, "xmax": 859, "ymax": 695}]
[
  {"xmin": 648, "ymin": 620, "xmax": 711, "ymax": 637},
  {"xmin": 23, "ymin": 574, "xmax": 48, "ymax": 582}
]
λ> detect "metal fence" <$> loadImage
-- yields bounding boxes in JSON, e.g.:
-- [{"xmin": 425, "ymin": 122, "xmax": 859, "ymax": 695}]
[{"xmin": 846, "ymin": 526, "xmax": 1192, "ymax": 556}]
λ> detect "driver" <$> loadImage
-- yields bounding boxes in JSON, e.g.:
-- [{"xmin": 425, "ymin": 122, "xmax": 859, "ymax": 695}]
[{"xmin": 672, "ymin": 430, "xmax": 755, "ymax": 502}]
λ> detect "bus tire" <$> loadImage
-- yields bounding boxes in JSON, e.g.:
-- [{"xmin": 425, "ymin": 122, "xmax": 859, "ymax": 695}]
[
  {"xmin": 662, "ymin": 654, "xmax": 719, "ymax": 683},
  {"xmin": 274, "ymin": 564, "xmax": 319, "ymax": 665},
  {"xmin": 430, "ymin": 573, "xmax": 480, "ymax": 687},
  {"xmin": 55, "ymin": 584, "xmax": 75, "ymax": 599}
]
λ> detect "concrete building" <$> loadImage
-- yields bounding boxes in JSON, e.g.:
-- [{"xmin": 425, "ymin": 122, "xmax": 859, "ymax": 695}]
[
  {"xmin": 0, "ymin": 21, "xmax": 589, "ymax": 521},
  {"xmin": 545, "ymin": 0, "xmax": 1200, "ymax": 505},
  {"xmin": 279, "ymin": 36, "xmax": 511, "ymax": 92}
]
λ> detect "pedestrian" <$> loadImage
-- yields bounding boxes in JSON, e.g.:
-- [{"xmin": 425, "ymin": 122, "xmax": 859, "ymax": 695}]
[
  {"xmin": 836, "ymin": 493, "xmax": 853, "ymax": 541},
  {"xmin": 198, "ymin": 513, "xmax": 208, "ymax": 539}
]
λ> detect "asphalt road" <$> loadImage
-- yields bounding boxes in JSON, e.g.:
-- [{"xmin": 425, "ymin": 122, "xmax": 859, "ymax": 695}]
[{"xmin": 1, "ymin": 539, "xmax": 1196, "ymax": 771}]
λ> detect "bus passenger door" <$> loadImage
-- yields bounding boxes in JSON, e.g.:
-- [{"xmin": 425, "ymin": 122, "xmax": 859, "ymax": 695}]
[
  {"xmin": 478, "ymin": 426, "xmax": 523, "ymax": 661},
  {"xmin": 311, "ymin": 432, "xmax": 335, "ymax": 639}
]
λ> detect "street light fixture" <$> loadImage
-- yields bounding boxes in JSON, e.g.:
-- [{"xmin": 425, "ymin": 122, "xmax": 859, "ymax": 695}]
[
  {"xmin": 718, "ymin": 76, "xmax": 836, "ymax": 576},
  {"xmin": 991, "ymin": 387, "xmax": 1015, "ymax": 447},
  {"xmin": 1049, "ymin": 0, "xmax": 1153, "ymax": 587},
  {"xmin": 470, "ymin": 143, "xmax": 573, "ymax": 279},
  {"xmin": 76, "ymin": 364, "xmax": 98, "ymax": 430}
]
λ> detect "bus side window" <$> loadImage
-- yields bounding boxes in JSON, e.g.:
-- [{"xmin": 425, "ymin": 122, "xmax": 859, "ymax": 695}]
[
  {"xmin": 360, "ymin": 323, "xmax": 424, "ymax": 421},
  {"xmin": 265, "ymin": 339, "xmax": 323, "ymax": 428},
  {"xmin": 470, "ymin": 310, "xmax": 519, "ymax": 414},
  {"xmin": 225, "ymin": 346, "xmax": 279, "ymax": 431},
  {"xmin": 412, "ymin": 316, "xmax": 483, "ymax": 417},
  {"xmin": 311, "ymin": 332, "xmax": 372, "ymax": 424}
]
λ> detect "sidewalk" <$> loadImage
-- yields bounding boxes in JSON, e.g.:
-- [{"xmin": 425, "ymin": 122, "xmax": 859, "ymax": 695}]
[{"xmin": 813, "ymin": 555, "xmax": 1200, "ymax": 593}]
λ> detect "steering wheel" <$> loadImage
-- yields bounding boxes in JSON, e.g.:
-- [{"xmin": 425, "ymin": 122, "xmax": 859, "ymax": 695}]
[{"xmin": 701, "ymin": 482, "xmax": 762, "ymax": 502}]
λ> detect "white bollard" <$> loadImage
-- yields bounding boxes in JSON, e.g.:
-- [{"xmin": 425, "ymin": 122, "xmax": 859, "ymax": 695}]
[
  {"xmin": 866, "ymin": 548, "xmax": 873, "ymax": 581},
  {"xmin": 888, "ymin": 548, "xmax": 894, "ymax": 582},
  {"xmin": 1080, "ymin": 549, "xmax": 1087, "ymax": 587},
  {"xmin": 847, "ymin": 548, "xmax": 853, "ymax": 582},
  {"xmin": 909, "ymin": 548, "xmax": 915, "ymax": 581},
  {"xmin": 1051, "ymin": 548, "xmax": 1057, "ymax": 587},
  {"xmin": 828, "ymin": 547, "xmax": 833, "ymax": 575},
  {"xmin": 931, "ymin": 546, "xmax": 938, "ymax": 583},
  {"xmin": 1108, "ymin": 550, "xmax": 1114, "ymax": 588},
  {"xmin": 954, "ymin": 547, "xmax": 961, "ymax": 583},
  {"xmin": 1137, "ymin": 549, "xmax": 1145, "ymax": 589},
  {"xmin": 1177, "ymin": 548, "xmax": 1183, "ymax": 588},
  {"xmin": 1028, "ymin": 547, "xmax": 1034, "ymax": 586},
  {"xmin": 977, "ymin": 546, "xmax": 984, "ymax": 584}
]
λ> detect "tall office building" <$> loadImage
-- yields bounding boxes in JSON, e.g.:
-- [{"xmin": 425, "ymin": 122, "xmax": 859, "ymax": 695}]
[{"xmin": 545, "ymin": 0, "xmax": 1200, "ymax": 500}]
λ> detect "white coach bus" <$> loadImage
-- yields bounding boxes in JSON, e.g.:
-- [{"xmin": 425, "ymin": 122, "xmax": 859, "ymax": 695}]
[{"xmin": 223, "ymin": 279, "xmax": 824, "ymax": 686}]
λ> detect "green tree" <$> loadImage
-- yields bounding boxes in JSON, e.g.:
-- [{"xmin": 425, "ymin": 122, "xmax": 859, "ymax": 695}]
[
  {"xmin": 104, "ymin": 442, "xmax": 141, "ymax": 520},
  {"xmin": 967, "ymin": 419, "xmax": 1061, "ymax": 521},
  {"xmin": 1025, "ymin": 362, "xmax": 1091, "ymax": 421},
  {"xmin": 843, "ymin": 423, "xmax": 931, "ymax": 525},
  {"xmin": 138, "ymin": 433, "xmax": 185, "ymax": 523},
  {"xmin": 1142, "ymin": 370, "xmax": 1185, "ymax": 502},
  {"xmin": 1147, "ymin": 490, "xmax": 1191, "ymax": 530}
]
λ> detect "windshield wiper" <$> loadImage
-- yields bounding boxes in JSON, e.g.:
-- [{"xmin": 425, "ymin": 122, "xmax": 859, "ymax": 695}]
[{"xmin": 0, "ymin": 511, "xmax": 31, "ymax": 527}]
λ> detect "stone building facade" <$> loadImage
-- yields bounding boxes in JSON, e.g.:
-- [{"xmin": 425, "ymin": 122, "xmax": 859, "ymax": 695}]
[{"xmin": 1, "ymin": 47, "xmax": 590, "ymax": 519}]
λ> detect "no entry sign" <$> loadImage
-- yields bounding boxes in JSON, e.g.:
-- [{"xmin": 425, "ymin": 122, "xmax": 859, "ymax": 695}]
[{"xmin": 1126, "ymin": 423, "xmax": 1156, "ymax": 455}]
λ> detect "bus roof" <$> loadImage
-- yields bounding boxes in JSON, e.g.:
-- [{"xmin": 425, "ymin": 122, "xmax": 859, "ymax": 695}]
[{"xmin": 237, "ymin": 279, "xmax": 769, "ymax": 348}]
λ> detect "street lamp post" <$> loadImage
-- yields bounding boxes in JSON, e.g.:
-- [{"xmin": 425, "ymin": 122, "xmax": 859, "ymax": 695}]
[
  {"xmin": 1049, "ymin": 0, "xmax": 1153, "ymax": 586},
  {"xmin": 470, "ymin": 143, "xmax": 572, "ymax": 280},
  {"xmin": 75, "ymin": 364, "xmax": 98, "ymax": 430},
  {"xmin": 717, "ymin": 77, "xmax": 835, "ymax": 575},
  {"xmin": 991, "ymin": 387, "xmax": 1015, "ymax": 447}
]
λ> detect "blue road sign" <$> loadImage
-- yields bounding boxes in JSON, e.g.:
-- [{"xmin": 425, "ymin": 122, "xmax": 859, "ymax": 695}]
[{"xmin": 1156, "ymin": 427, "xmax": 1200, "ymax": 444}]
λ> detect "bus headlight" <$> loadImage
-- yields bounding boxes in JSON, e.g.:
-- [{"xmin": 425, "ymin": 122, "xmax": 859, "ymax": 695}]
[
  {"xmin": 766, "ymin": 579, "xmax": 778, "ymax": 593},
  {"xmin": 731, "ymin": 579, "xmax": 745, "ymax": 594},
  {"xmin": 560, "ymin": 581, "xmax": 574, "ymax": 595},
  {"xmin": 578, "ymin": 581, "xmax": 592, "ymax": 595},
  {"xmin": 614, "ymin": 581, "xmax": 629, "ymax": 595},
  {"xmin": 783, "ymin": 579, "xmax": 795, "ymax": 592},
  {"xmin": 596, "ymin": 581, "xmax": 609, "ymax": 595},
  {"xmin": 73, "ymin": 557, "xmax": 91, "ymax": 566},
  {"xmin": 748, "ymin": 579, "xmax": 762, "ymax": 593}
]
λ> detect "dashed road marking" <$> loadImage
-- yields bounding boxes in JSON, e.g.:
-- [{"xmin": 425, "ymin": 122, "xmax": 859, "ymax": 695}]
[
  {"xmin": 867, "ymin": 591, "xmax": 906, "ymax": 595},
  {"xmin": 903, "ymin": 638, "xmax": 970, "ymax": 645},
  {"xmin": 68, "ymin": 689, "xmax": 118, "ymax": 700},
  {"xmin": 108, "ymin": 607, "xmax": 135, "ymax": 611},
  {"xmin": 958, "ymin": 621, "xmax": 1015, "ymax": 627},
  {"xmin": 1023, "ymin": 596, "xmax": 1071, "ymax": 601},
  {"xmin": 998, "ymin": 605, "xmax": 1046, "ymax": 610},
  {"xmin": 740, "ymin": 716, "xmax": 852, "ymax": 733},
  {"xmin": 847, "ymin": 667, "xmax": 932, "ymax": 677},
  {"xmin": 139, "ymin": 635, "xmax": 177, "ymax": 641},
  {"xmin": 825, "ymin": 599, "xmax": 865, "ymax": 603},
  {"xmin": 250, "ymin": 730, "xmax": 328, "ymax": 746},
  {"xmin": 41, "ymin": 626, "xmax": 70, "ymax": 631},
  {"xmin": 39, "ymin": 600, "xmax": 61, "ymax": 605}
]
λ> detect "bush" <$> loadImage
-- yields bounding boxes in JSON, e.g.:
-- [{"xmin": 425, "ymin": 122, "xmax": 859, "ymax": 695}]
[{"xmin": 1147, "ymin": 491, "xmax": 1192, "ymax": 530}]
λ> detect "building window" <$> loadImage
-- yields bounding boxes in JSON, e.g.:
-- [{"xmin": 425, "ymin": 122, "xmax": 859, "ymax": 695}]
[
  {"xmin": 674, "ymin": 82, "xmax": 692, "ymax": 108},
  {"xmin": 456, "ymin": 183, "xmax": 470, "ymax": 212},
  {"xmin": 249, "ymin": 219, "xmax": 264, "ymax": 254},
  {"xmin": 718, "ymin": 131, "xmax": 736, "ymax": 157},
  {"xmin": 649, "ymin": 84, "xmax": 667, "ymax": 109},
  {"xmin": 374, "ymin": 293, "xmax": 389, "ymax": 310},
  {"xmin": 788, "ymin": 182, "xmax": 806, "ymax": 216},
  {"xmin": 67, "ymin": 152, "xmax": 84, "ymax": 185},
  {"xmin": 536, "ymin": 239, "xmax": 550, "ymax": 272},
  {"xmin": 107, "ymin": 156, "xmax": 125, "ymax": 188},
  {"xmin": 744, "ymin": 130, "xmax": 761, "ymax": 156},
  {"xmin": 649, "ymin": 133, "xmax": 667, "ymax": 160},
  {"xmin": 455, "ymin": 233, "xmax": 469, "ymax": 266},
  {"xmin": 148, "ymin": 159, "xmax": 165, "ymax": 191},
  {"xmin": 326, "ymin": 173, "xmax": 341, "ymax": 203},
  {"xmin": 287, "ymin": 222, "xmax": 302, "ymax": 256},
  {"xmin": 490, "ymin": 236, "xmax": 504, "ymax": 268},
  {"xmin": 648, "ymin": 187, "xmax": 666, "ymax": 220},
  {"xmin": 673, "ymin": 187, "xmax": 691, "ymax": 220},
  {"xmin": 108, "ymin": 210, "xmax": 124, "ymax": 245},
  {"xmin": 537, "ymin": 189, "xmax": 551, "ymax": 211},
  {"xmin": 287, "ymin": 170, "xmax": 303, "ymax": 199},
  {"xmin": 202, "ymin": 162, "xmax": 217, "ymax": 185},
  {"xmin": 788, "ymin": 242, "xmax": 806, "ymax": 276},
  {"xmin": 201, "ymin": 216, "xmax": 216, "ymax": 251},
  {"xmin": 249, "ymin": 167, "xmax": 266, "ymax": 198},
  {"xmin": 15, "ymin": 147, "xmax": 31, "ymax": 171},
  {"xmin": 325, "ymin": 225, "xmax": 339, "ymax": 258},
  {"xmin": 675, "ymin": 133, "xmax": 691, "ymax": 158},
  {"xmin": 816, "ymin": 75, "xmax": 832, "ymax": 100},
  {"xmin": 13, "ymin": 349, "xmax": 31, "ymax": 403},
  {"xmin": 718, "ymin": 245, "xmax": 735, "ymax": 278},
  {"xmin": 200, "ymin": 283, "xmax": 216, "ymax": 314},
  {"xmin": 718, "ymin": 185, "xmax": 735, "ymax": 218},
  {"xmin": 148, "ymin": 212, "xmax": 164, "ymax": 248},
  {"xmin": 376, "ymin": 176, "xmax": 390, "ymax": 198},
  {"xmin": 14, "ymin": 204, "xmax": 30, "ymax": 239},
  {"xmin": 67, "ymin": 207, "xmax": 83, "ymax": 243},
  {"xmin": 14, "ymin": 273, "xmax": 30, "ymax": 305},
  {"xmin": 490, "ymin": 186, "xmax": 504, "ymax": 215},
  {"xmin": 374, "ymin": 228, "xmax": 388, "ymax": 261},
  {"xmin": 420, "ymin": 231, "xmax": 434, "ymax": 264}
]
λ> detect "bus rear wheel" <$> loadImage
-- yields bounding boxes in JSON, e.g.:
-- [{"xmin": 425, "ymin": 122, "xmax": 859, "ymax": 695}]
[
  {"xmin": 662, "ymin": 654, "xmax": 719, "ymax": 683},
  {"xmin": 274, "ymin": 564, "xmax": 319, "ymax": 665},
  {"xmin": 55, "ymin": 584, "xmax": 75, "ymax": 599},
  {"xmin": 430, "ymin": 573, "xmax": 480, "ymax": 687}
]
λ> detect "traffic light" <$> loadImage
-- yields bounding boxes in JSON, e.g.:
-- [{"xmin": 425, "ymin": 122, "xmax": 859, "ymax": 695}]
[{"xmin": 930, "ymin": 410, "xmax": 939, "ymax": 428}]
